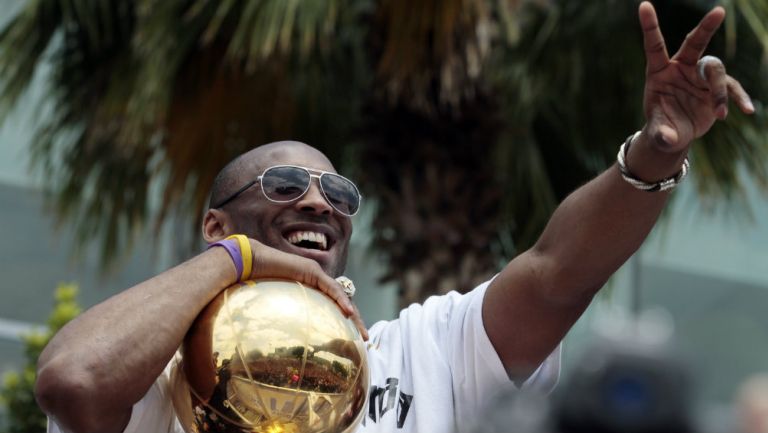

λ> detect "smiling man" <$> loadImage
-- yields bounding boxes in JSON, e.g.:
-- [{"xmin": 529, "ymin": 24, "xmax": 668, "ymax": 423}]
[
  {"xmin": 205, "ymin": 142, "xmax": 355, "ymax": 278},
  {"xmin": 35, "ymin": 3, "xmax": 756, "ymax": 433}
]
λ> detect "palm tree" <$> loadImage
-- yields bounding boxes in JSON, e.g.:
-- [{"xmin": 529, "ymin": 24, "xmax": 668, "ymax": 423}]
[{"xmin": 1, "ymin": 0, "xmax": 766, "ymax": 307}]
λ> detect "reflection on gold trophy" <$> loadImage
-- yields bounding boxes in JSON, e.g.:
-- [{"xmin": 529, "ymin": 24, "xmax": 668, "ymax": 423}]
[{"xmin": 171, "ymin": 279, "xmax": 369, "ymax": 433}]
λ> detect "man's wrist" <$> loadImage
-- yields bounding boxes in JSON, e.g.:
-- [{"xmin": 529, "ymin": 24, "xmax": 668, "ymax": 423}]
[
  {"xmin": 203, "ymin": 245, "xmax": 242, "ymax": 286},
  {"xmin": 624, "ymin": 129, "xmax": 689, "ymax": 183},
  {"xmin": 206, "ymin": 235, "xmax": 253, "ymax": 282}
]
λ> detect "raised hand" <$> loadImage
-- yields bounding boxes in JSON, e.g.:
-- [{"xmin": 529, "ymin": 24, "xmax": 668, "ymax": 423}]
[{"xmin": 639, "ymin": 1, "xmax": 754, "ymax": 153}]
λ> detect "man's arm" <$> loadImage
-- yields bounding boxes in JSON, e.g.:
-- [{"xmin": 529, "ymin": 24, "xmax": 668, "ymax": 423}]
[
  {"xmin": 35, "ymin": 241, "xmax": 360, "ymax": 433},
  {"xmin": 483, "ymin": 2, "xmax": 755, "ymax": 383}
]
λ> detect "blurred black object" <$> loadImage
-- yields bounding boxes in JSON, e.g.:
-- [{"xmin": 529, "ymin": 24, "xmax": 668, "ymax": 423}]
[
  {"xmin": 555, "ymin": 340, "xmax": 691, "ymax": 433},
  {"xmin": 467, "ymin": 335, "xmax": 692, "ymax": 433}
]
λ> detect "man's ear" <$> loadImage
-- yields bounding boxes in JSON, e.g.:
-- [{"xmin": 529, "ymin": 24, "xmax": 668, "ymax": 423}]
[{"xmin": 202, "ymin": 209, "xmax": 233, "ymax": 243}]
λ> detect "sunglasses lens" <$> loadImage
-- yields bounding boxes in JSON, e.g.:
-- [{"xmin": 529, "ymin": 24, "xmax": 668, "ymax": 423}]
[
  {"xmin": 261, "ymin": 166, "xmax": 310, "ymax": 201},
  {"xmin": 321, "ymin": 173, "xmax": 360, "ymax": 216}
]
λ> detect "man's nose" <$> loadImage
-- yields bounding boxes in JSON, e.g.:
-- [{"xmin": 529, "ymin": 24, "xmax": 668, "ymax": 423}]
[{"xmin": 294, "ymin": 181, "xmax": 332, "ymax": 215}]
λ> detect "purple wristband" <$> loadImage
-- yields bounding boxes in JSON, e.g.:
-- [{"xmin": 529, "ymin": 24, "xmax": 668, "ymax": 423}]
[{"xmin": 207, "ymin": 239, "xmax": 244, "ymax": 281}]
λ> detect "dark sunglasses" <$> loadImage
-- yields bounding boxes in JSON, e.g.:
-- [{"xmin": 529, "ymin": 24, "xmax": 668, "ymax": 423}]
[{"xmin": 214, "ymin": 165, "xmax": 362, "ymax": 216}]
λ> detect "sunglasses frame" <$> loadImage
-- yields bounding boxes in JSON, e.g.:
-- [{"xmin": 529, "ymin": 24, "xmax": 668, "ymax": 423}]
[{"xmin": 213, "ymin": 164, "xmax": 362, "ymax": 216}]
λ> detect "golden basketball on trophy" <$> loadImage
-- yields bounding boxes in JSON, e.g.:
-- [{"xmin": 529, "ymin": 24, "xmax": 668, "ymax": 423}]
[{"xmin": 170, "ymin": 279, "xmax": 369, "ymax": 433}]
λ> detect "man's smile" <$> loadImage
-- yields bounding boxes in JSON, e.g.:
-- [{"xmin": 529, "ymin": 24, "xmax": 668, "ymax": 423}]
[
  {"xmin": 286, "ymin": 230, "xmax": 329, "ymax": 251},
  {"xmin": 277, "ymin": 222, "xmax": 342, "ymax": 269}
]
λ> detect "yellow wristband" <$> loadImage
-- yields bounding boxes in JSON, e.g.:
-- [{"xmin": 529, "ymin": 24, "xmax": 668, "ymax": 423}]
[{"xmin": 226, "ymin": 234, "xmax": 252, "ymax": 281}]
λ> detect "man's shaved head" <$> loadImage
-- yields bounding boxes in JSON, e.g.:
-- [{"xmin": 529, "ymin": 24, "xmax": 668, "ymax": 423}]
[{"xmin": 209, "ymin": 141, "xmax": 333, "ymax": 210}]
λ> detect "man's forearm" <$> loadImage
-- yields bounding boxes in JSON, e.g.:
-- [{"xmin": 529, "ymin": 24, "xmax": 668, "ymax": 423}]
[
  {"xmin": 532, "ymin": 131, "xmax": 685, "ymax": 297},
  {"xmin": 484, "ymin": 132, "xmax": 686, "ymax": 380},
  {"xmin": 35, "ymin": 248, "xmax": 236, "ymax": 433}
]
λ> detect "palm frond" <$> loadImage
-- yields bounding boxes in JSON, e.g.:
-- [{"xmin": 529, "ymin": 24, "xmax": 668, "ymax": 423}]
[
  {"xmin": 373, "ymin": 0, "xmax": 521, "ymax": 111},
  {"xmin": 211, "ymin": 0, "xmax": 343, "ymax": 69},
  {"xmin": 724, "ymin": 0, "xmax": 768, "ymax": 63},
  {"xmin": 0, "ymin": 0, "xmax": 62, "ymax": 117}
]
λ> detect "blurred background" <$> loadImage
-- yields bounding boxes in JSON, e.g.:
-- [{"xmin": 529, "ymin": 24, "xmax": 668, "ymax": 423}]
[{"xmin": 1, "ymin": 0, "xmax": 767, "ymax": 431}]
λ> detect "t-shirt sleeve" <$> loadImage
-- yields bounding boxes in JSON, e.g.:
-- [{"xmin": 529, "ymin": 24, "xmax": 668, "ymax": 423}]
[
  {"xmin": 46, "ymin": 359, "xmax": 180, "ymax": 433},
  {"xmin": 442, "ymin": 280, "xmax": 561, "ymax": 428},
  {"xmin": 120, "ymin": 366, "xmax": 178, "ymax": 433}
]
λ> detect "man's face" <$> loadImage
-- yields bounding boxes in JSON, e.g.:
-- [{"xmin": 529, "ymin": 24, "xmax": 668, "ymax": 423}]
[{"xmin": 223, "ymin": 145, "xmax": 353, "ymax": 277}]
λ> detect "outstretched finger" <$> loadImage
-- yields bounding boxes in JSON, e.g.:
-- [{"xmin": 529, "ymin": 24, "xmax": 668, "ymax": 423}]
[
  {"xmin": 639, "ymin": 1, "xmax": 670, "ymax": 74},
  {"xmin": 673, "ymin": 7, "xmax": 725, "ymax": 65},
  {"xmin": 727, "ymin": 76, "xmax": 756, "ymax": 114}
]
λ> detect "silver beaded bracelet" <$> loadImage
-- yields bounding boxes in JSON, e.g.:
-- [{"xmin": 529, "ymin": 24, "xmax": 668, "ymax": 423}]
[{"xmin": 616, "ymin": 131, "xmax": 690, "ymax": 192}]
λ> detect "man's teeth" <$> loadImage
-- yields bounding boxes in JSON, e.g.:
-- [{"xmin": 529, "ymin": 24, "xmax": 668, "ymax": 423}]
[{"xmin": 287, "ymin": 231, "xmax": 328, "ymax": 250}]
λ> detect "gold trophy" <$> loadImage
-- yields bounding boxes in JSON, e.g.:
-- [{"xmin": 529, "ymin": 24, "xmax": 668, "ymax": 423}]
[{"xmin": 171, "ymin": 279, "xmax": 369, "ymax": 433}]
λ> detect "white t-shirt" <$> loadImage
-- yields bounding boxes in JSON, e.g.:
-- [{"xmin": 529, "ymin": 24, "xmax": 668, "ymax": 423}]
[{"xmin": 48, "ymin": 280, "xmax": 560, "ymax": 433}]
